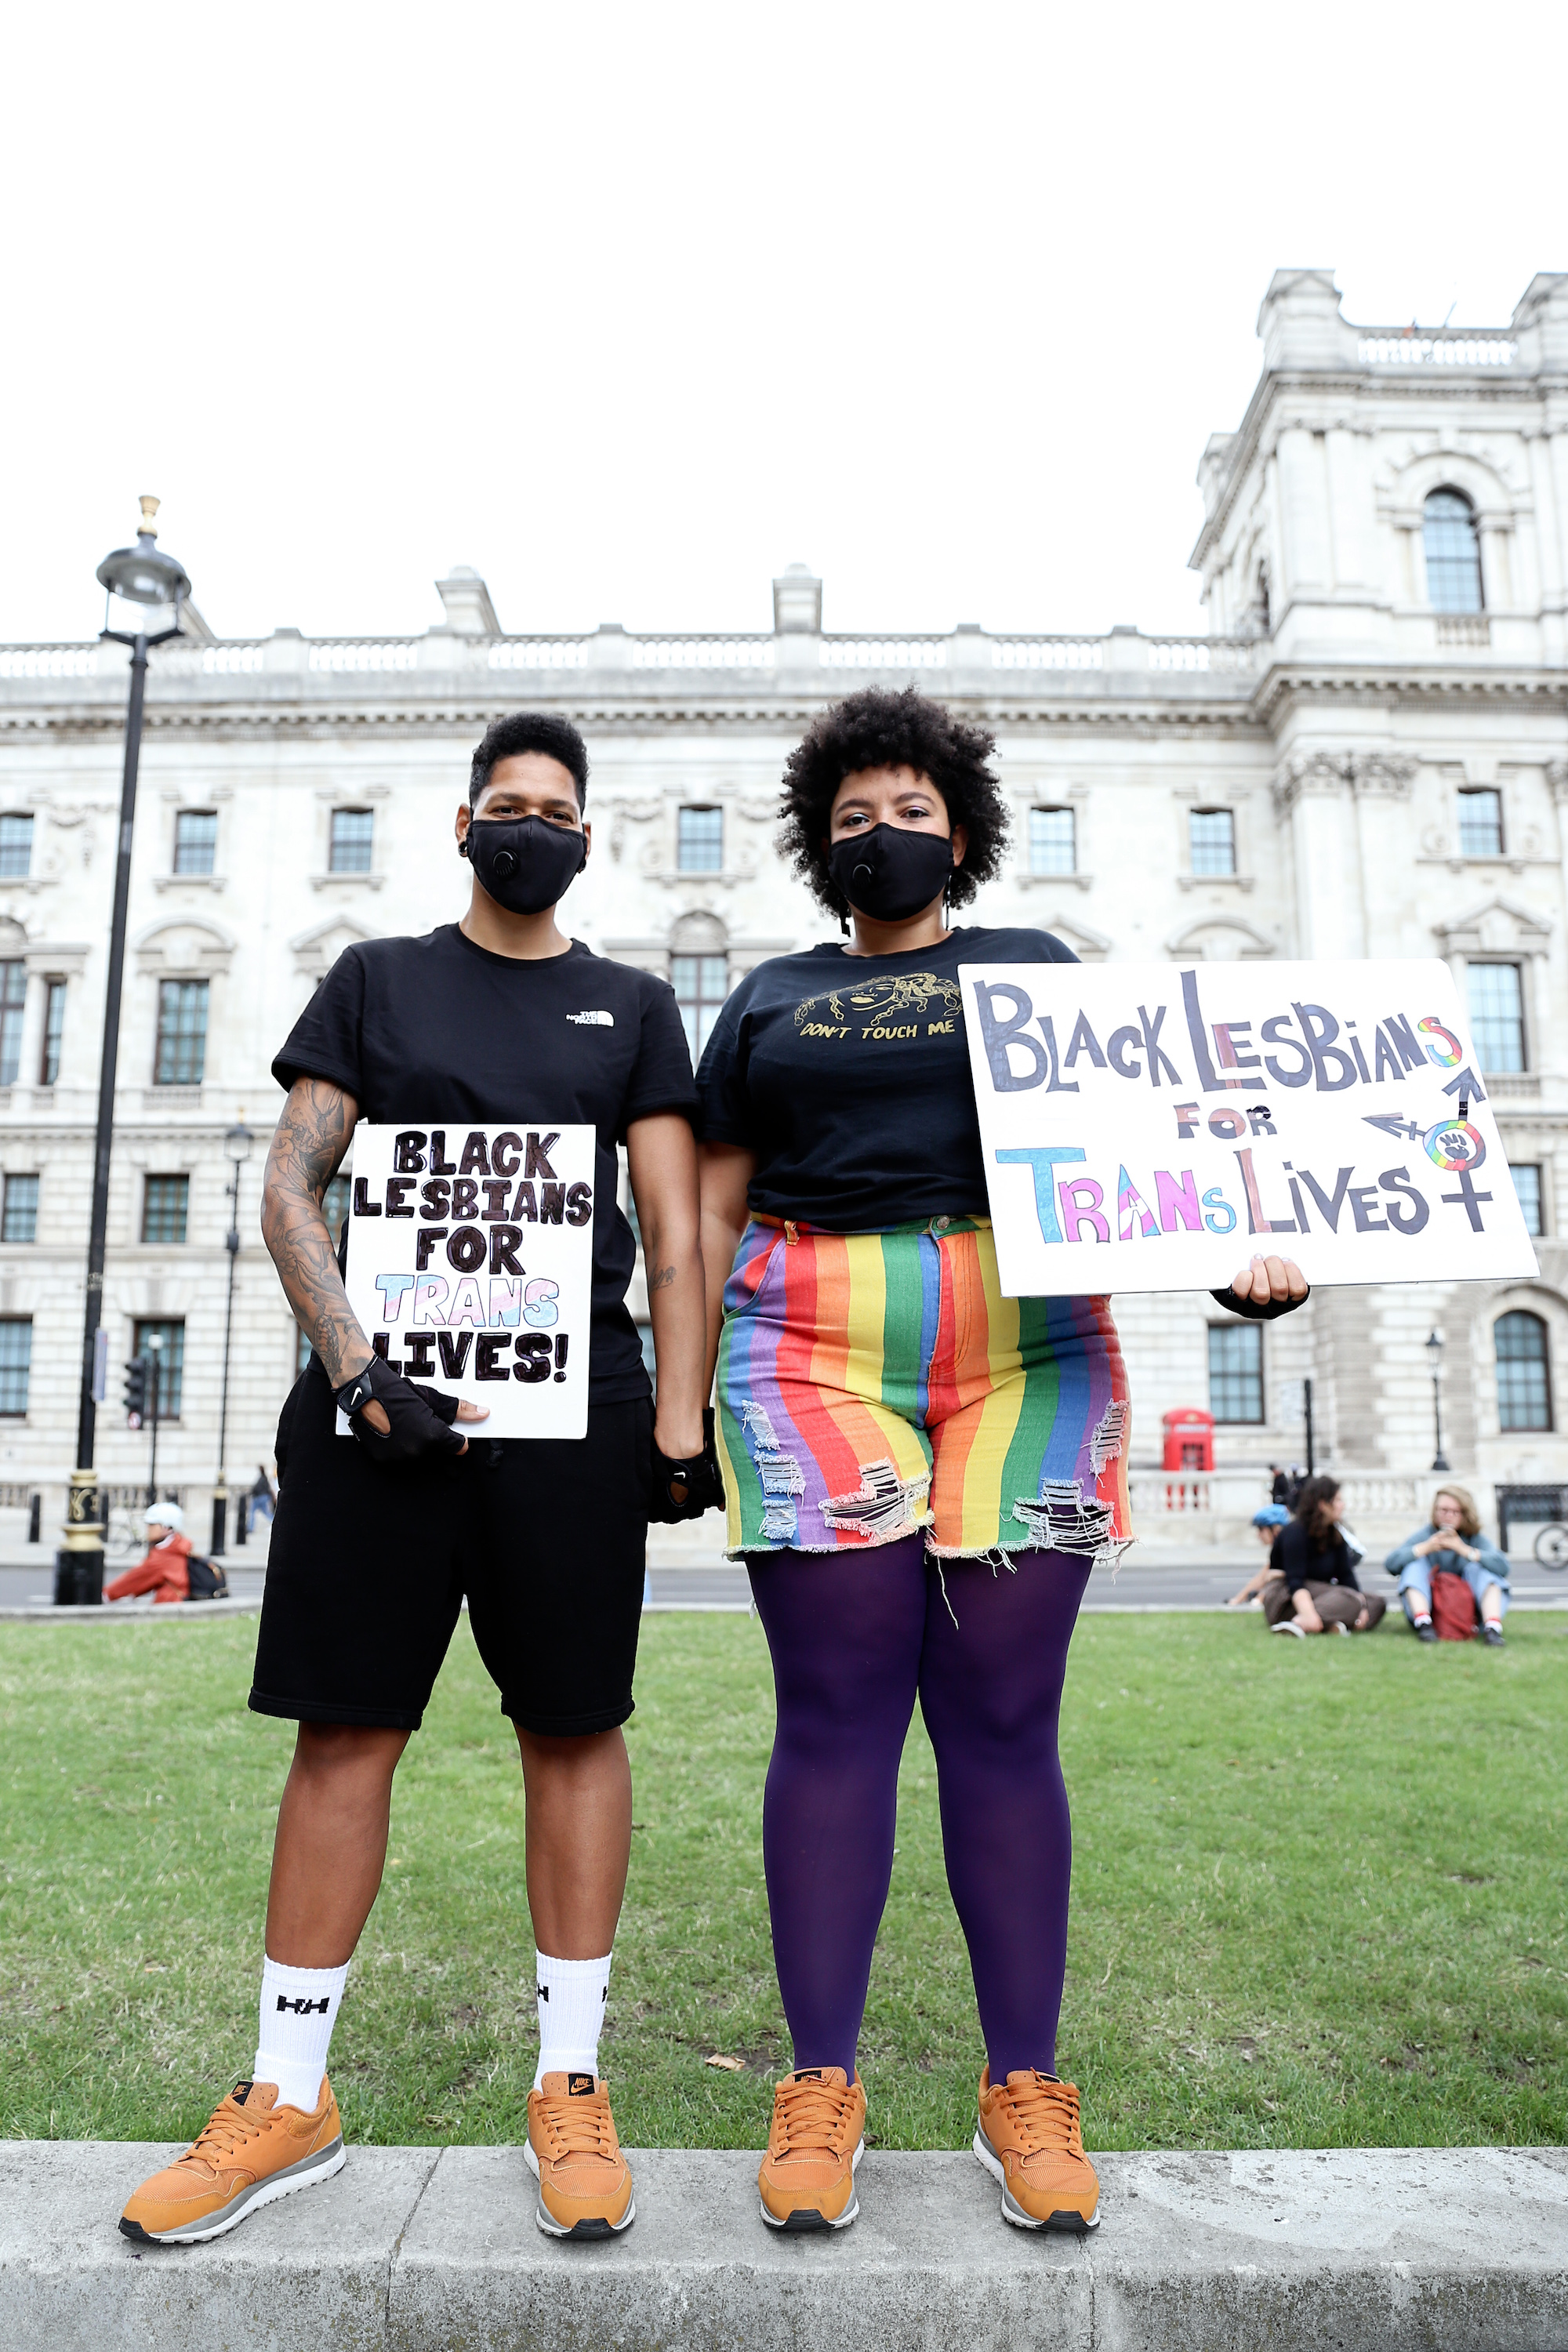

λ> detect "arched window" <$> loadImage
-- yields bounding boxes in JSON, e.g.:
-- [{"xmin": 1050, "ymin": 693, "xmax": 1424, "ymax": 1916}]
[
  {"xmin": 1495, "ymin": 1309, "xmax": 1552, "ymax": 1432},
  {"xmin": 1424, "ymin": 488, "xmax": 1483, "ymax": 614}
]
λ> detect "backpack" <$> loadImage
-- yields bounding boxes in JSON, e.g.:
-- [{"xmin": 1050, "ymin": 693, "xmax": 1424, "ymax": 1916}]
[
  {"xmin": 1430, "ymin": 1567, "xmax": 1476, "ymax": 1642},
  {"xmin": 184, "ymin": 1553, "xmax": 230, "ymax": 1601}
]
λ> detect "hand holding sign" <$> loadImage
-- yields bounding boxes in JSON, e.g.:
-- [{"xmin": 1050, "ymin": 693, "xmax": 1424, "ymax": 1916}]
[
  {"xmin": 961, "ymin": 959, "xmax": 1537, "ymax": 1298},
  {"xmin": 332, "ymin": 1352, "xmax": 481, "ymax": 1461},
  {"xmin": 1228, "ymin": 1252, "xmax": 1310, "ymax": 1310}
]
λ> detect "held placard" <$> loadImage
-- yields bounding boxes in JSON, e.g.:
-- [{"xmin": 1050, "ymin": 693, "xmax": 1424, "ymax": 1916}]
[
  {"xmin": 340, "ymin": 1122, "xmax": 595, "ymax": 1438},
  {"xmin": 958, "ymin": 960, "xmax": 1540, "ymax": 1297}
]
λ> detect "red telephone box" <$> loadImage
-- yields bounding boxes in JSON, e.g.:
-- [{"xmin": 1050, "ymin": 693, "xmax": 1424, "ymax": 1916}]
[{"xmin": 1162, "ymin": 1407, "xmax": 1214, "ymax": 1472}]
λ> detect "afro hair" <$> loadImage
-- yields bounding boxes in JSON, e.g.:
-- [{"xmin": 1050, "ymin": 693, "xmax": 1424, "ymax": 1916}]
[{"xmin": 779, "ymin": 686, "xmax": 1009, "ymax": 920}]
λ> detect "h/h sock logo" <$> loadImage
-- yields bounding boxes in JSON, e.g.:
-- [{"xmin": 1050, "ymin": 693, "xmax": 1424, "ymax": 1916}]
[{"xmin": 276, "ymin": 1994, "xmax": 332, "ymax": 2016}]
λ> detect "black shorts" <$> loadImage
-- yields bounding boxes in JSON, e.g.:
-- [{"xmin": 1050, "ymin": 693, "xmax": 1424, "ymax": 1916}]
[{"xmin": 249, "ymin": 1364, "xmax": 652, "ymax": 1736}]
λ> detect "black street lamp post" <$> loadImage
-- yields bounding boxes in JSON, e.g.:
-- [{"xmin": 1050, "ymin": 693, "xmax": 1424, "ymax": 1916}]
[
  {"xmin": 211, "ymin": 1122, "xmax": 253, "ymax": 1556},
  {"xmin": 54, "ymin": 500, "xmax": 190, "ymax": 1606},
  {"xmin": 1426, "ymin": 1329, "xmax": 1450, "ymax": 1473},
  {"xmin": 143, "ymin": 1331, "xmax": 163, "ymax": 1510}
]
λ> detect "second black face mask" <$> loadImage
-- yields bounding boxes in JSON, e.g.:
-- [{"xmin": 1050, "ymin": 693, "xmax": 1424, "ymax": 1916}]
[
  {"xmin": 828, "ymin": 824, "xmax": 954, "ymax": 923},
  {"xmin": 462, "ymin": 814, "xmax": 587, "ymax": 914}
]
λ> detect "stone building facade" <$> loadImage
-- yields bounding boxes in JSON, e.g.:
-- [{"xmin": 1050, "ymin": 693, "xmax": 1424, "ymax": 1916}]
[{"xmin": 1, "ymin": 266, "xmax": 1566, "ymax": 1549}]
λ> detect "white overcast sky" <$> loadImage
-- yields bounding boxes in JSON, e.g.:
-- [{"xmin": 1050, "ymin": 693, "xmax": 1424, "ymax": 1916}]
[{"xmin": 3, "ymin": 2, "xmax": 1563, "ymax": 646}]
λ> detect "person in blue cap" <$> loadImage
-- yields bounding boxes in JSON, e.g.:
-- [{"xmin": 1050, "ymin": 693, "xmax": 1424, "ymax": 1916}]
[{"xmin": 1227, "ymin": 1504, "xmax": 1291, "ymax": 1606}]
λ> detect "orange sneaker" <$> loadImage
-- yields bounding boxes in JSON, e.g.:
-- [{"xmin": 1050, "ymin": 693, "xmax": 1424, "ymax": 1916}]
[
  {"xmin": 757, "ymin": 2065, "xmax": 866, "ymax": 2231},
  {"xmin": 975, "ymin": 2068, "xmax": 1099, "ymax": 2231},
  {"xmin": 119, "ymin": 2078, "xmax": 344, "ymax": 2245},
  {"xmin": 525, "ymin": 2071, "xmax": 634, "ymax": 2238}
]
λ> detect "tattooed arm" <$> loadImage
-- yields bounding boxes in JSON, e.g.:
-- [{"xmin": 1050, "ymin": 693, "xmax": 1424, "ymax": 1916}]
[
  {"xmin": 264, "ymin": 1075, "xmax": 480, "ymax": 1450},
  {"xmin": 263, "ymin": 1076, "xmax": 374, "ymax": 1390}
]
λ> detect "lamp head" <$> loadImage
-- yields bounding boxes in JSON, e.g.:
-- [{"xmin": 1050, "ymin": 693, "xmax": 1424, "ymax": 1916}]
[
  {"xmin": 224, "ymin": 1121, "xmax": 254, "ymax": 1164},
  {"xmin": 1425, "ymin": 1328, "xmax": 1445, "ymax": 1358},
  {"xmin": 97, "ymin": 495, "xmax": 191, "ymax": 640}
]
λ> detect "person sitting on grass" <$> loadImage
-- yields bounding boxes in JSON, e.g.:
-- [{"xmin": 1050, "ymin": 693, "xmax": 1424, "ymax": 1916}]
[
  {"xmin": 104, "ymin": 1501, "xmax": 193, "ymax": 1605},
  {"xmin": 1228, "ymin": 1504, "xmax": 1290, "ymax": 1606},
  {"xmin": 1384, "ymin": 1486, "xmax": 1510, "ymax": 1647},
  {"xmin": 1264, "ymin": 1477, "xmax": 1385, "ymax": 1637}
]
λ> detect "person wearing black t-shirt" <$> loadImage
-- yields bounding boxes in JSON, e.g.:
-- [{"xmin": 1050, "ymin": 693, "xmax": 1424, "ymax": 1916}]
[
  {"xmin": 121, "ymin": 713, "xmax": 718, "ymax": 2252},
  {"xmin": 696, "ymin": 688, "xmax": 1308, "ymax": 2238},
  {"xmin": 1265, "ymin": 1476, "xmax": 1386, "ymax": 1635}
]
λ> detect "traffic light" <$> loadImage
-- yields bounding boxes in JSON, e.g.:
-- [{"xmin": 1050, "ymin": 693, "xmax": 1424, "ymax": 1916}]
[{"xmin": 123, "ymin": 1355, "xmax": 150, "ymax": 1428}]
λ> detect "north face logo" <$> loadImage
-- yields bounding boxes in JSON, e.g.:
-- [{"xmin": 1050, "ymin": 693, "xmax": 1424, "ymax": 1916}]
[
  {"xmin": 276, "ymin": 1994, "xmax": 331, "ymax": 2016},
  {"xmin": 566, "ymin": 1009, "xmax": 613, "ymax": 1027}
]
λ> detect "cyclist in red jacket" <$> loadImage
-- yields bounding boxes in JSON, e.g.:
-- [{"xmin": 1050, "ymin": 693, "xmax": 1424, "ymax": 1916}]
[{"xmin": 105, "ymin": 1502, "xmax": 191, "ymax": 1604}]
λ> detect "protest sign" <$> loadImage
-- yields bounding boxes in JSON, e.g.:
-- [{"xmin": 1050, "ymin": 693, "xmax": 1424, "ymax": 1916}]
[
  {"xmin": 959, "ymin": 959, "xmax": 1539, "ymax": 1298},
  {"xmin": 340, "ymin": 1122, "xmax": 595, "ymax": 1438}
]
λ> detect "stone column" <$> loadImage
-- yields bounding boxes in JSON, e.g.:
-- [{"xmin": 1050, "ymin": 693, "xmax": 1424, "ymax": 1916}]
[
  {"xmin": 1348, "ymin": 753, "xmax": 1416, "ymax": 955},
  {"xmin": 1324, "ymin": 426, "xmax": 1370, "ymax": 589},
  {"xmin": 1274, "ymin": 426, "xmax": 1332, "ymax": 601},
  {"xmin": 1272, "ymin": 753, "xmax": 1362, "ymax": 957}
]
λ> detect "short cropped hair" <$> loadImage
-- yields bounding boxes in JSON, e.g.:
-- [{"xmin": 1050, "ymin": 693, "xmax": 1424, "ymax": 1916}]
[
  {"xmin": 469, "ymin": 712, "xmax": 590, "ymax": 809},
  {"xmin": 779, "ymin": 686, "xmax": 1009, "ymax": 920}
]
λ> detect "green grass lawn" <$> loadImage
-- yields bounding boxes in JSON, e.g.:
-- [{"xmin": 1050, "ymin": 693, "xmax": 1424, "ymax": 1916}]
[{"xmin": 1, "ymin": 1609, "xmax": 1563, "ymax": 2152}]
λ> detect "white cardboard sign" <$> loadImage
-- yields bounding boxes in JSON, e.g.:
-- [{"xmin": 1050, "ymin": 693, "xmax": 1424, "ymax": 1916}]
[
  {"xmin": 341, "ymin": 1121, "xmax": 595, "ymax": 1438},
  {"xmin": 959, "ymin": 959, "xmax": 1539, "ymax": 1298}
]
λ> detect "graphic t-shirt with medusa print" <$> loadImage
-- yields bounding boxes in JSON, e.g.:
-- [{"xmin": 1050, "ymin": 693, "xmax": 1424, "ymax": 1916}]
[{"xmin": 696, "ymin": 927, "xmax": 1079, "ymax": 1229}]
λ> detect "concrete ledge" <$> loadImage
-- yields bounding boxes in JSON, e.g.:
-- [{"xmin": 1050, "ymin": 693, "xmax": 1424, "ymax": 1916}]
[
  {"xmin": 0, "ymin": 1597, "xmax": 263, "ymax": 1622},
  {"xmin": 2, "ymin": 2141, "xmax": 1564, "ymax": 2350}
]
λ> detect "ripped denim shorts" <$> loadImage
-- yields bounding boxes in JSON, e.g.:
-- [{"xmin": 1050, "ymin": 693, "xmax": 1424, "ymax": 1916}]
[{"xmin": 714, "ymin": 1214, "xmax": 1131, "ymax": 1565}]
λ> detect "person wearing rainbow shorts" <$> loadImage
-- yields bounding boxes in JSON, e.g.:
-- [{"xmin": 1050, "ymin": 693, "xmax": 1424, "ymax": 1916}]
[{"xmin": 698, "ymin": 687, "xmax": 1308, "ymax": 2236}]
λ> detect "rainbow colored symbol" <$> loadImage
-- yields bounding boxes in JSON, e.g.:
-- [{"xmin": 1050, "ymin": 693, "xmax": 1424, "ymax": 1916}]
[
  {"xmin": 1417, "ymin": 1017, "xmax": 1465, "ymax": 1068},
  {"xmin": 1424, "ymin": 1118, "xmax": 1486, "ymax": 1173}
]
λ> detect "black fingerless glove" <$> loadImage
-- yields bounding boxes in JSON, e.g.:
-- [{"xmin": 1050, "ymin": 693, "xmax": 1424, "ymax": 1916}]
[
  {"xmin": 1210, "ymin": 1284, "xmax": 1311, "ymax": 1322},
  {"xmin": 648, "ymin": 1406, "xmax": 726, "ymax": 1523},
  {"xmin": 332, "ymin": 1355, "xmax": 466, "ymax": 1465}
]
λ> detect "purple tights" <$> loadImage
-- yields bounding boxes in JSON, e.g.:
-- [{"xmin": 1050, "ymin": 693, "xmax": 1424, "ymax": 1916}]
[{"xmin": 746, "ymin": 1536, "xmax": 1090, "ymax": 2082}]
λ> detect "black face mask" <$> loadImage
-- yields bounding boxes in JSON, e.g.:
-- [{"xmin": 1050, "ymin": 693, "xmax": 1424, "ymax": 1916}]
[
  {"xmin": 461, "ymin": 814, "xmax": 587, "ymax": 914},
  {"xmin": 828, "ymin": 825, "xmax": 953, "ymax": 924}
]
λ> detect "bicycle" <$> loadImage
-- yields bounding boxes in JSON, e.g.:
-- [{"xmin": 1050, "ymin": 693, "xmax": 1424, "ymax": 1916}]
[
  {"xmin": 1531, "ymin": 1523, "xmax": 1568, "ymax": 1569},
  {"xmin": 103, "ymin": 1507, "xmax": 143, "ymax": 1563}
]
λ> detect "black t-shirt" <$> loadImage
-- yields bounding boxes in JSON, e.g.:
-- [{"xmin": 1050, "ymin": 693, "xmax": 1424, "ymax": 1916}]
[
  {"xmin": 273, "ymin": 927, "xmax": 698, "ymax": 1401},
  {"xmin": 1271, "ymin": 1519, "xmax": 1360, "ymax": 1595},
  {"xmin": 695, "ymin": 927, "xmax": 1078, "ymax": 1229}
]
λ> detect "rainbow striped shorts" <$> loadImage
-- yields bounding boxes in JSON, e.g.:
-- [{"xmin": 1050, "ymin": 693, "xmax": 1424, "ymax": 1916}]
[{"xmin": 715, "ymin": 1215, "xmax": 1131, "ymax": 1563}]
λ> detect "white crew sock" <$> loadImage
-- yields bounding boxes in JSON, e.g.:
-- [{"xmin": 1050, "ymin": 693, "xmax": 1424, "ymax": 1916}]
[
  {"xmin": 253, "ymin": 1955, "xmax": 349, "ymax": 2114},
  {"xmin": 534, "ymin": 1951, "xmax": 612, "ymax": 2088}
]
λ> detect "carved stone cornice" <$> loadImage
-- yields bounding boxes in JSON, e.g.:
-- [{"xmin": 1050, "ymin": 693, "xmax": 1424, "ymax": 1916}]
[
  {"xmin": 1347, "ymin": 752, "xmax": 1417, "ymax": 797},
  {"xmin": 1272, "ymin": 751, "xmax": 1350, "ymax": 818},
  {"xmin": 1272, "ymin": 747, "xmax": 1417, "ymax": 815}
]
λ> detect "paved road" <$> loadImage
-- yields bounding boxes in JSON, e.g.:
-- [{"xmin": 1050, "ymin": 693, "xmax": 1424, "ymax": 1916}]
[
  {"xmin": 5, "ymin": 1559, "xmax": 1565, "ymax": 1615},
  {"xmin": 646, "ymin": 1561, "xmax": 1568, "ymax": 1613},
  {"xmin": 0, "ymin": 1563, "xmax": 268, "ymax": 1610}
]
